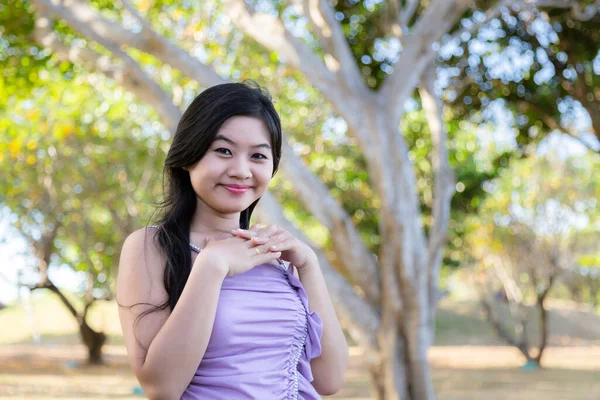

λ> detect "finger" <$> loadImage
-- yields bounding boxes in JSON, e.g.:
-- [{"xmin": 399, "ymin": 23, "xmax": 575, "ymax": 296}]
[
  {"xmin": 250, "ymin": 223, "xmax": 262, "ymax": 232},
  {"xmin": 257, "ymin": 239, "xmax": 281, "ymax": 253},
  {"xmin": 249, "ymin": 236, "xmax": 269, "ymax": 246},
  {"xmin": 254, "ymin": 224, "xmax": 280, "ymax": 238},
  {"xmin": 265, "ymin": 225, "xmax": 280, "ymax": 236},
  {"xmin": 232, "ymin": 229, "xmax": 256, "ymax": 239},
  {"xmin": 268, "ymin": 238, "xmax": 294, "ymax": 252},
  {"xmin": 267, "ymin": 232, "xmax": 288, "ymax": 247},
  {"xmin": 253, "ymin": 251, "xmax": 282, "ymax": 264},
  {"xmin": 249, "ymin": 242, "xmax": 276, "ymax": 256}
]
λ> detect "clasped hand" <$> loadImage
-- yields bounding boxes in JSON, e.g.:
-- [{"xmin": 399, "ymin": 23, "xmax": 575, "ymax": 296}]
[
  {"xmin": 199, "ymin": 224, "xmax": 316, "ymax": 278},
  {"xmin": 232, "ymin": 224, "xmax": 317, "ymax": 273}
]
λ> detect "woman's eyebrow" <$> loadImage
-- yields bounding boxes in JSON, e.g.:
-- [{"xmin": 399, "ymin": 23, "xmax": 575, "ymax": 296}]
[{"xmin": 214, "ymin": 134, "xmax": 271, "ymax": 150}]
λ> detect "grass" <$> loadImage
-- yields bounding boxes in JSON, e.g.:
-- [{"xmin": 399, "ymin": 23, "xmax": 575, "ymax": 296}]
[
  {"xmin": 1, "ymin": 292, "xmax": 599, "ymax": 399},
  {"xmin": 0, "ymin": 292, "xmax": 122, "ymax": 345}
]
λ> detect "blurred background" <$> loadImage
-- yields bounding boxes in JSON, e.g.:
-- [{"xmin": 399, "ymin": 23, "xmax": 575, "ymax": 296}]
[{"xmin": 1, "ymin": 0, "xmax": 599, "ymax": 399}]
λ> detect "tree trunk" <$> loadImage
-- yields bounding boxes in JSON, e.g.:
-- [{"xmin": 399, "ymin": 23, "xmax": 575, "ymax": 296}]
[
  {"xmin": 480, "ymin": 296, "xmax": 532, "ymax": 361},
  {"xmin": 365, "ymin": 325, "xmax": 435, "ymax": 400},
  {"xmin": 366, "ymin": 328, "xmax": 409, "ymax": 400},
  {"xmin": 589, "ymin": 278, "xmax": 599, "ymax": 308},
  {"xmin": 46, "ymin": 284, "xmax": 107, "ymax": 365},
  {"xmin": 534, "ymin": 296, "xmax": 549, "ymax": 366},
  {"xmin": 80, "ymin": 319, "xmax": 107, "ymax": 365}
]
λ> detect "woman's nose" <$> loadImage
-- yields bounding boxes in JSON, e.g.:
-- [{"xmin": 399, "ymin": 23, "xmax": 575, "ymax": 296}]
[{"xmin": 228, "ymin": 157, "xmax": 252, "ymax": 179}]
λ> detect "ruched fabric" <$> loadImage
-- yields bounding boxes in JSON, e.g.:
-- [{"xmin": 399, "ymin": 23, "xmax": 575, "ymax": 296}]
[{"xmin": 181, "ymin": 259, "xmax": 323, "ymax": 400}]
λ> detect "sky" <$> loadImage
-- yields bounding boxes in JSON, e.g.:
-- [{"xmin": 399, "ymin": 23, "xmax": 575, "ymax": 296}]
[{"xmin": 0, "ymin": 216, "xmax": 83, "ymax": 304}]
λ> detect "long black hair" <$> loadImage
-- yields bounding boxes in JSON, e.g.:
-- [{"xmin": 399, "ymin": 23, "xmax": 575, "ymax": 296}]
[{"xmin": 149, "ymin": 81, "xmax": 282, "ymax": 312}]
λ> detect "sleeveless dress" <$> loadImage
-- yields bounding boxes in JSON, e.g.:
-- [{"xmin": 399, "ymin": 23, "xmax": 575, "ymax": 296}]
[{"xmin": 147, "ymin": 227, "xmax": 324, "ymax": 399}]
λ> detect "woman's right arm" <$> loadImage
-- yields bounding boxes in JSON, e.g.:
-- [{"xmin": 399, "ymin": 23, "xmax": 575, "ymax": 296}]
[{"xmin": 117, "ymin": 228, "xmax": 227, "ymax": 400}]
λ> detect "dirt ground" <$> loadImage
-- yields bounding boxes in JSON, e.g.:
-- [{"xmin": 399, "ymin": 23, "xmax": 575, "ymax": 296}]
[
  {"xmin": 1, "ymin": 297, "xmax": 599, "ymax": 399},
  {"xmin": 1, "ymin": 343, "xmax": 599, "ymax": 400}
]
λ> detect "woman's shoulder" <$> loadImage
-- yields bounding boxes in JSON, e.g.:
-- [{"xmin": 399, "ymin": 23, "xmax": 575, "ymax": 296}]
[
  {"xmin": 117, "ymin": 227, "xmax": 167, "ymax": 298},
  {"xmin": 121, "ymin": 226, "xmax": 164, "ymax": 261}
]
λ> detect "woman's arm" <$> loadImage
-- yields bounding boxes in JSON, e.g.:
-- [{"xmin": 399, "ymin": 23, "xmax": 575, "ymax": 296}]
[
  {"xmin": 117, "ymin": 228, "xmax": 227, "ymax": 400},
  {"xmin": 297, "ymin": 257, "xmax": 349, "ymax": 396}
]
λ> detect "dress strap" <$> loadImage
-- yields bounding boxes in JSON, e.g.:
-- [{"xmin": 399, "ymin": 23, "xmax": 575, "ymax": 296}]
[
  {"xmin": 146, "ymin": 226, "xmax": 202, "ymax": 253},
  {"xmin": 189, "ymin": 243, "xmax": 202, "ymax": 253}
]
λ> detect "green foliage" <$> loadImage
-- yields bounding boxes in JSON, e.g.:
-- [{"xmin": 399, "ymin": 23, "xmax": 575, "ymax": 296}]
[
  {"xmin": 4, "ymin": 0, "xmax": 600, "ymax": 301},
  {"xmin": 465, "ymin": 147, "xmax": 600, "ymax": 302},
  {"xmin": 444, "ymin": 6, "xmax": 600, "ymax": 153},
  {"xmin": 0, "ymin": 51, "xmax": 166, "ymax": 295}
]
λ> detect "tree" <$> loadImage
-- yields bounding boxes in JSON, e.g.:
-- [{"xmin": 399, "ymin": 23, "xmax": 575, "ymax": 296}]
[
  {"xmin": 446, "ymin": 1, "xmax": 600, "ymax": 154},
  {"xmin": 466, "ymin": 147, "xmax": 600, "ymax": 366},
  {"xmin": 22, "ymin": 0, "xmax": 600, "ymax": 397},
  {"xmin": 567, "ymin": 254, "xmax": 600, "ymax": 308},
  {"xmin": 0, "ymin": 38, "xmax": 165, "ymax": 362}
]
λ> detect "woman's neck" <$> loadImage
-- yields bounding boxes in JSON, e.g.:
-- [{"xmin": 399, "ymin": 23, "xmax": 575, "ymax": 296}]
[
  {"xmin": 189, "ymin": 218, "xmax": 238, "ymax": 249},
  {"xmin": 189, "ymin": 203, "xmax": 240, "ymax": 237}
]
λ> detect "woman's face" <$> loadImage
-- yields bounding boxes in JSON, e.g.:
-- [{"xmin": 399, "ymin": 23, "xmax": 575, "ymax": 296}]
[{"xmin": 187, "ymin": 115, "xmax": 274, "ymax": 215}]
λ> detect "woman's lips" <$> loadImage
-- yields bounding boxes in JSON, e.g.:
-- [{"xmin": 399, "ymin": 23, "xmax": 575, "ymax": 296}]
[{"xmin": 222, "ymin": 184, "xmax": 251, "ymax": 194}]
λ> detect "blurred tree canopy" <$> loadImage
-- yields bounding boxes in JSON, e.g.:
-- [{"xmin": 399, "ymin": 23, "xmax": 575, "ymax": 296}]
[
  {"xmin": 0, "ymin": 2, "xmax": 167, "ymax": 362},
  {"xmin": 465, "ymin": 144, "xmax": 600, "ymax": 364},
  {"xmin": 2, "ymin": 0, "xmax": 600, "ymax": 396}
]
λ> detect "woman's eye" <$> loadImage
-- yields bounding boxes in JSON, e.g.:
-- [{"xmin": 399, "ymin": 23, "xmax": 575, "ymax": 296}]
[
  {"xmin": 252, "ymin": 153, "xmax": 268, "ymax": 160},
  {"xmin": 215, "ymin": 148, "xmax": 232, "ymax": 155}
]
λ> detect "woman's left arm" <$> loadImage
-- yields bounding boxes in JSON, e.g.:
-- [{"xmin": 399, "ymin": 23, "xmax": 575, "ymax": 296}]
[{"xmin": 296, "ymin": 255, "xmax": 349, "ymax": 396}]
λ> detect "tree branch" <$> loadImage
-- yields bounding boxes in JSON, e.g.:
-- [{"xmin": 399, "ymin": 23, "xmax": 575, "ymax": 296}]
[
  {"xmin": 380, "ymin": 0, "xmax": 471, "ymax": 120},
  {"xmin": 28, "ymin": 218, "xmax": 82, "ymax": 323},
  {"xmin": 300, "ymin": 0, "xmax": 368, "ymax": 96},
  {"xmin": 449, "ymin": 0, "xmax": 514, "ymax": 44},
  {"xmin": 479, "ymin": 294, "xmax": 531, "ymax": 358},
  {"xmin": 400, "ymin": 0, "xmax": 420, "ymax": 28},
  {"xmin": 419, "ymin": 63, "xmax": 455, "ymax": 312},
  {"xmin": 33, "ymin": 0, "xmax": 225, "ymax": 90},
  {"xmin": 280, "ymin": 139, "xmax": 380, "ymax": 303},
  {"xmin": 223, "ymin": 0, "xmax": 365, "ymax": 128},
  {"xmin": 32, "ymin": 3, "xmax": 181, "ymax": 132},
  {"xmin": 531, "ymin": 0, "xmax": 600, "ymax": 21}
]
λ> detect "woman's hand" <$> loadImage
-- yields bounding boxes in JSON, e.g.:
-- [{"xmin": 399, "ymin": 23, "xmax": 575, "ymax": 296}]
[
  {"xmin": 231, "ymin": 224, "xmax": 318, "ymax": 272},
  {"xmin": 198, "ymin": 235, "xmax": 281, "ymax": 277}
]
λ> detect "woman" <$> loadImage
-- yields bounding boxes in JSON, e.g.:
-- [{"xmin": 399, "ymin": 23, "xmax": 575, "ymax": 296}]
[{"xmin": 117, "ymin": 81, "xmax": 349, "ymax": 399}]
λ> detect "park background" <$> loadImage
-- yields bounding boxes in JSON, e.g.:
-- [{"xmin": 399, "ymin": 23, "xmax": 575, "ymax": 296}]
[{"xmin": 1, "ymin": 0, "xmax": 600, "ymax": 399}]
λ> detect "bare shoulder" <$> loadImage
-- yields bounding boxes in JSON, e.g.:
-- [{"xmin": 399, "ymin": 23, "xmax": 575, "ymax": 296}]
[{"xmin": 117, "ymin": 227, "xmax": 168, "ymax": 304}]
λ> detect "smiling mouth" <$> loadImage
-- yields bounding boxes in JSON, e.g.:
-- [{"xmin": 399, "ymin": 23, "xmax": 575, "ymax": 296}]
[{"xmin": 221, "ymin": 184, "xmax": 251, "ymax": 194}]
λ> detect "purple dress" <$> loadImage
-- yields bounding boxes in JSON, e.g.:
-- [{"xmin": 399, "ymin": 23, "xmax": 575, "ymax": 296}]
[{"xmin": 181, "ymin": 242, "xmax": 324, "ymax": 399}]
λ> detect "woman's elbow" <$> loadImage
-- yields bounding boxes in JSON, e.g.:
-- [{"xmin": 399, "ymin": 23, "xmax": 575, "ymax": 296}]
[
  {"xmin": 315, "ymin": 368, "xmax": 348, "ymax": 396},
  {"xmin": 139, "ymin": 380, "xmax": 182, "ymax": 400},
  {"xmin": 315, "ymin": 378, "xmax": 345, "ymax": 396}
]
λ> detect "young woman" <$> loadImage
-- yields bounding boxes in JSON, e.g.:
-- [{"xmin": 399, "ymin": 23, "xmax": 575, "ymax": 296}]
[{"xmin": 117, "ymin": 82, "xmax": 348, "ymax": 399}]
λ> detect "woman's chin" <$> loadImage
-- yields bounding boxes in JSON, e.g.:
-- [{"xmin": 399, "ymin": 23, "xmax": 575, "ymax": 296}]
[{"xmin": 214, "ymin": 203, "xmax": 255, "ymax": 215}]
